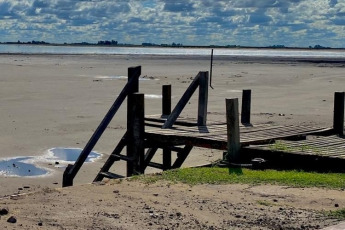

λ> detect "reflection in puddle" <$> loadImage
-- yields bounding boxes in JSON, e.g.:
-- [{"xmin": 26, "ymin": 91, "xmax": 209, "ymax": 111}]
[
  {"xmin": 94, "ymin": 75, "xmax": 158, "ymax": 81},
  {"xmin": 0, "ymin": 148, "xmax": 102, "ymax": 177},
  {"xmin": 47, "ymin": 147, "xmax": 101, "ymax": 162},
  {"xmin": 145, "ymin": 94, "xmax": 162, "ymax": 99},
  {"xmin": 226, "ymin": 89, "xmax": 243, "ymax": 93},
  {"xmin": 95, "ymin": 75, "xmax": 127, "ymax": 80},
  {"xmin": 0, "ymin": 157, "xmax": 48, "ymax": 177}
]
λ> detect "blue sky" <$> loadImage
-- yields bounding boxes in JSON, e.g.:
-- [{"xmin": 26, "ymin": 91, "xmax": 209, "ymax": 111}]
[{"xmin": 0, "ymin": 0, "xmax": 344, "ymax": 47}]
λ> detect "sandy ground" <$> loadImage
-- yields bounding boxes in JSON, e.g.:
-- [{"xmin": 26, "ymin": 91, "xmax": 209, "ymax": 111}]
[
  {"xmin": 0, "ymin": 179, "xmax": 345, "ymax": 229},
  {"xmin": 1, "ymin": 54, "xmax": 345, "ymax": 229}
]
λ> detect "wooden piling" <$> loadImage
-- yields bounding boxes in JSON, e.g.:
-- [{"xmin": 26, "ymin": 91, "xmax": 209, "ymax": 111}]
[
  {"xmin": 241, "ymin": 89, "xmax": 251, "ymax": 125},
  {"xmin": 162, "ymin": 85, "xmax": 171, "ymax": 117},
  {"xmin": 128, "ymin": 66, "xmax": 140, "ymax": 93},
  {"xmin": 333, "ymin": 92, "xmax": 345, "ymax": 136},
  {"xmin": 163, "ymin": 147, "xmax": 171, "ymax": 170},
  {"xmin": 226, "ymin": 98, "xmax": 240, "ymax": 162},
  {"xmin": 198, "ymin": 71, "xmax": 209, "ymax": 126},
  {"xmin": 127, "ymin": 93, "xmax": 145, "ymax": 176}
]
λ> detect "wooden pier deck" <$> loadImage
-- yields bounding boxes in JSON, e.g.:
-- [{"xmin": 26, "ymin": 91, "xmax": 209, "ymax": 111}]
[
  {"xmin": 241, "ymin": 135, "xmax": 345, "ymax": 172},
  {"xmin": 145, "ymin": 123, "xmax": 333, "ymax": 150},
  {"xmin": 246, "ymin": 135, "xmax": 345, "ymax": 159}
]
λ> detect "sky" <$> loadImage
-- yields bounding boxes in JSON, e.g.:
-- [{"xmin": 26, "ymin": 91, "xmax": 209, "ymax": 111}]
[{"xmin": 0, "ymin": 0, "xmax": 344, "ymax": 47}]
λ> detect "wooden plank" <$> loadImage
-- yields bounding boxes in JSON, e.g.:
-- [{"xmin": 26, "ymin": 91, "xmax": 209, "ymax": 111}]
[
  {"xmin": 142, "ymin": 147, "xmax": 158, "ymax": 171},
  {"xmin": 248, "ymin": 135, "xmax": 345, "ymax": 159},
  {"xmin": 145, "ymin": 121, "xmax": 331, "ymax": 153},
  {"xmin": 172, "ymin": 145, "xmax": 193, "ymax": 168},
  {"xmin": 98, "ymin": 172, "xmax": 124, "ymax": 179},
  {"xmin": 147, "ymin": 125, "xmax": 327, "ymax": 139},
  {"xmin": 148, "ymin": 162, "xmax": 164, "ymax": 170},
  {"xmin": 93, "ymin": 133, "xmax": 127, "ymax": 182}
]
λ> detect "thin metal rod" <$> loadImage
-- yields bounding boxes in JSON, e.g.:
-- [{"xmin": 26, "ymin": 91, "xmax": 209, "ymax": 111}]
[{"xmin": 210, "ymin": 49, "xmax": 214, "ymax": 89}]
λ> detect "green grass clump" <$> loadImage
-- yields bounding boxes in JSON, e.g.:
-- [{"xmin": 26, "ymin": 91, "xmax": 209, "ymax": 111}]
[
  {"xmin": 269, "ymin": 141, "xmax": 323, "ymax": 155},
  {"xmin": 256, "ymin": 200, "xmax": 277, "ymax": 207},
  {"xmin": 134, "ymin": 167, "xmax": 345, "ymax": 189},
  {"xmin": 325, "ymin": 208, "xmax": 345, "ymax": 220}
]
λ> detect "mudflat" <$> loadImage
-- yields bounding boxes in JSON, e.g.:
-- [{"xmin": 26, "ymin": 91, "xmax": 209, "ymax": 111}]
[{"xmin": 1, "ymin": 54, "xmax": 345, "ymax": 229}]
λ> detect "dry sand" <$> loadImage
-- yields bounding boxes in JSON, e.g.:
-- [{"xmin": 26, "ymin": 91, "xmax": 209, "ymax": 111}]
[{"xmin": 1, "ymin": 54, "xmax": 345, "ymax": 229}]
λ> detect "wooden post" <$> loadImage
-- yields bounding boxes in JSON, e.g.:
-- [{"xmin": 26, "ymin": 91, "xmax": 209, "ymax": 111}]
[
  {"xmin": 127, "ymin": 93, "xmax": 145, "ymax": 176},
  {"xmin": 241, "ymin": 89, "xmax": 251, "ymax": 124},
  {"xmin": 62, "ymin": 164, "xmax": 74, "ymax": 187},
  {"xmin": 128, "ymin": 66, "xmax": 140, "ymax": 93},
  {"xmin": 226, "ymin": 98, "xmax": 241, "ymax": 163},
  {"xmin": 62, "ymin": 66, "xmax": 141, "ymax": 187},
  {"xmin": 162, "ymin": 85, "xmax": 171, "ymax": 117},
  {"xmin": 198, "ymin": 71, "xmax": 209, "ymax": 126},
  {"xmin": 163, "ymin": 73, "xmax": 201, "ymax": 129},
  {"xmin": 333, "ymin": 92, "xmax": 345, "ymax": 136},
  {"xmin": 163, "ymin": 147, "xmax": 171, "ymax": 170}
]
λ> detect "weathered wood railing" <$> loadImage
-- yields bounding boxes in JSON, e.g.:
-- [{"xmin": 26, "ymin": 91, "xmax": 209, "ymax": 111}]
[
  {"xmin": 162, "ymin": 71, "xmax": 209, "ymax": 128},
  {"xmin": 63, "ymin": 66, "xmax": 141, "ymax": 187},
  {"xmin": 93, "ymin": 71, "xmax": 210, "ymax": 182}
]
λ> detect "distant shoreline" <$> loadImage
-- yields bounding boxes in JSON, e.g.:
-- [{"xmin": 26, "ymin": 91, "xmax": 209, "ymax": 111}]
[
  {"xmin": 1, "ymin": 53, "xmax": 345, "ymax": 65},
  {"xmin": 1, "ymin": 42, "xmax": 343, "ymax": 50}
]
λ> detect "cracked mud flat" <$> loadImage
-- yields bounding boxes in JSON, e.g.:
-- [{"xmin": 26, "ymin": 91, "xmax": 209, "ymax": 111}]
[{"xmin": 0, "ymin": 180, "xmax": 344, "ymax": 229}]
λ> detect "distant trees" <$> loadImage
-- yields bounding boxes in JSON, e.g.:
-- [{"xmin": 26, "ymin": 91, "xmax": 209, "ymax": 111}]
[
  {"xmin": 309, "ymin": 44, "xmax": 330, "ymax": 49},
  {"xmin": 5, "ymin": 40, "xmax": 49, "ymax": 45},
  {"xmin": 171, "ymin": 42, "xmax": 183, "ymax": 47},
  {"xmin": 142, "ymin": 42, "xmax": 183, "ymax": 47},
  {"xmin": 97, "ymin": 40, "xmax": 118, "ymax": 45},
  {"xmin": 269, "ymin": 45, "xmax": 285, "ymax": 48},
  {"xmin": 30, "ymin": 40, "xmax": 49, "ymax": 44}
]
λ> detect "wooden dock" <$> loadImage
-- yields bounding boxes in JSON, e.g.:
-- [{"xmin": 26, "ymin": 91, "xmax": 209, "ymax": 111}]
[{"xmin": 62, "ymin": 66, "xmax": 345, "ymax": 187}]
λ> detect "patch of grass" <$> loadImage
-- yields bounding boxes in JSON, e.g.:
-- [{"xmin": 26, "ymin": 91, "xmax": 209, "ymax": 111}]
[
  {"xmin": 269, "ymin": 141, "xmax": 324, "ymax": 155},
  {"xmin": 325, "ymin": 208, "xmax": 345, "ymax": 220},
  {"xmin": 256, "ymin": 200, "xmax": 277, "ymax": 207},
  {"xmin": 40, "ymin": 187, "xmax": 60, "ymax": 194},
  {"xmin": 269, "ymin": 141, "xmax": 292, "ymax": 151},
  {"xmin": 134, "ymin": 167, "xmax": 345, "ymax": 189}
]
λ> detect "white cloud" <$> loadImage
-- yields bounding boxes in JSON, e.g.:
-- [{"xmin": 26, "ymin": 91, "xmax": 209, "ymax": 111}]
[{"xmin": 0, "ymin": 0, "xmax": 344, "ymax": 47}]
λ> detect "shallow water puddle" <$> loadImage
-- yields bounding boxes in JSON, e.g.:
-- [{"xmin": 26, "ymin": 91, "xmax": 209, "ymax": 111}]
[
  {"xmin": 0, "ymin": 148, "xmax": 102, "ymax": 177},
  {"xmin": 94, "ymin": 75, "xmax": 127, "ymax": 80},
  {"xmin": 46, "ymin": 147, "xmax": 101, "ymax": 163},
  {"xmin": 144, "ymin": 94, "xmax": 162, "ymax": 99},
  {"xmin": 94, "ymin": 75, "xmax": 158, "ymax": 81},
  {"xmin": 0, "ymin": 157, "xmax": 48, "ymax": 177}
]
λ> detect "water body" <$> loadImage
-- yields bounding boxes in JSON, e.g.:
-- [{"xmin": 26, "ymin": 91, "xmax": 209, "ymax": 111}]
[
  {"xmin": 46, "ymin": 147, "xmax": 101, "ymax": 163},
  {"xmin": 0, "ymin": 148, "xmax": 102, "ymax": 177},
  {"xmin": 0, "ymin": 157, "xmax": 48, "ymax": 177},
  {"xmin": 1, "ymin": 44, "xmax": 345, "ymax": 59}
]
